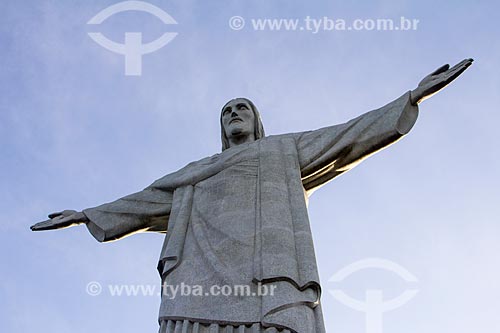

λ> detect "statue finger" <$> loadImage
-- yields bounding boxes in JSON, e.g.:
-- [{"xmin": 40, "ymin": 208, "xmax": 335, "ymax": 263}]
[
  {"xmin": 447, "ymin": 59, "xmax": 471, "ymax": 73},
  {"xmin": 48, "ymin": 211, "xmax": 63, "ymax": 219},
  {"xmin": 31, "ymin": 220, "xmax": 56, "ymax": 231},
  {"xmin": 457, "ymin": 58, "xmax": 474, "ymax": 66},
  {"xmin": 430, "ymin": 64, "xmax": 450, "ymax": 76},
  {"xmin": 444, "ymin": 61, "xmax": 473, "ymax": 83}
]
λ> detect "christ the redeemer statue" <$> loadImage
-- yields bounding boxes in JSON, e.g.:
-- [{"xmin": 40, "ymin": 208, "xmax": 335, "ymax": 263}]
[{"xmin": 31, "ymin": 59, "xmax": 473, "ymax": 333}]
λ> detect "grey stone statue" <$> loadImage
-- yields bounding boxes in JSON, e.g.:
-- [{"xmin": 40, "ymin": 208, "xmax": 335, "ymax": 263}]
[{"xmin": 31, "ymin": 59, "xmax": 473, "ymax": 333}]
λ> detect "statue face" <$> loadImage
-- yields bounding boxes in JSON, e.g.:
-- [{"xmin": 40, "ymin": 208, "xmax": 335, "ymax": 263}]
[{"xmin": 221, "ymin": 98, "xmax": 255, "ymax": 141}]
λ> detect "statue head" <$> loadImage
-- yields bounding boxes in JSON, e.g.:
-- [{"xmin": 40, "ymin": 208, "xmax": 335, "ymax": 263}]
[{"xmin": 220, "ymin": 98, "xmax": 265, "ymax": 151}]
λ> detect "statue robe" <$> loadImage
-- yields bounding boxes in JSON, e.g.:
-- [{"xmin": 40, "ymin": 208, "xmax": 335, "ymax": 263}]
[{"xmin": 83, "ymin": 92, "xmax": 418, "ymax": 333}]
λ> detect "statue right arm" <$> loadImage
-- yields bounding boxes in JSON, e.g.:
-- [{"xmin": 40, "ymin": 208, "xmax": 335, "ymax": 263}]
[
  {"xmin": 82, "ymin": 187, "xmax": 172, "ymax": 242},
  {"xmin": 31, "ymin": 187, "xmax": 173, "ymax": 243}
]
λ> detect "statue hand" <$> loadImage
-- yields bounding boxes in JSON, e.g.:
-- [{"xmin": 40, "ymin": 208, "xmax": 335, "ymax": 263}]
[
  {"xmin": 30, "ymin": 210, "xmax": 88, "ymax": 231},
  {"xmin": 410, "ymin": 58, "xmax": 473, "ymax": 105}
]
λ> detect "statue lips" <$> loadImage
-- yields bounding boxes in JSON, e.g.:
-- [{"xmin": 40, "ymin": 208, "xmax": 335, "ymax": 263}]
[{"xmin": 229, "ymin": 117, "xmax": 243, "ymax": 124}]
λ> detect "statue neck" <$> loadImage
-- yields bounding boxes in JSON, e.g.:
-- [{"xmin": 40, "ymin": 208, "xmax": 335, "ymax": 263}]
[{"xmin": 228, "ymin": 134, "xmax": 255, "ymax": 148}]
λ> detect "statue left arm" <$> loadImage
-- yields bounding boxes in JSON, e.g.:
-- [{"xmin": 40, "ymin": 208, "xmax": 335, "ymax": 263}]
[
  {"xmin": 296, "ymin": 58, "xmax": 473, "ymax": 193},
  {"xmin": 296, "ymin": 91, "xmax": 418, "ymax": 192}
]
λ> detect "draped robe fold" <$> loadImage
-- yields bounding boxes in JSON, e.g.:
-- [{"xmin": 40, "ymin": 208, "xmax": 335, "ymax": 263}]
[{"xmin": 83, "ymin": 92, "xmax": 418, "ymax": 332}]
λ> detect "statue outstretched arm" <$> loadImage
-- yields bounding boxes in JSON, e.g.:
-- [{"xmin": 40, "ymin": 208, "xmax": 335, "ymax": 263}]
[
  {"xmin": 296, "ymin": 58, "xmax": 473, "ymax": 192},
  {"xmin": 31, "ymin": 187, "xmax": 173, "ymax": 242},
  {"xmin": 296, "ymin": 90, "xmax": 418, "ymax": 192}
]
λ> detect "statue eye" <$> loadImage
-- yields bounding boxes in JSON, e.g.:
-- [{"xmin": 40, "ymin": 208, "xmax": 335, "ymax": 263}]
[
  {"xmin": 237, "ymin": 104, "xmax": 249, "ymax": 110},
  {"xmin": 223, "ymin": 108, "xmax": 231, "ymax": 115}
]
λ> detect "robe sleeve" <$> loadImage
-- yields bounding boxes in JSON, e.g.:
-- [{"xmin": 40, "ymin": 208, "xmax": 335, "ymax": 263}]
[
  {"xmin": 82, "ymin": 187, "xmax": 172, "ymax": 242},
  {"xmin": 295, "ymin": 91, "xmax": 418, "ymax": 192}
]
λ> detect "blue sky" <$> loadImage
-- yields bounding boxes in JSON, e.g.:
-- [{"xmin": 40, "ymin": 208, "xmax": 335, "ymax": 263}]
[{"xmin": 1, "ymin": 0, "xmax": 499, "ymax": 332}]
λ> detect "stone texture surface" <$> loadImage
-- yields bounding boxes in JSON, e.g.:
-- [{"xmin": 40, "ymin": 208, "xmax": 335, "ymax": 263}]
[
  {"xmin": 82, "ymin": 93, "xmax": 418, "ymax": 332},
  {"xmin": 159, "ymin": 319, "xmax": 292, "ymax": 333}
]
